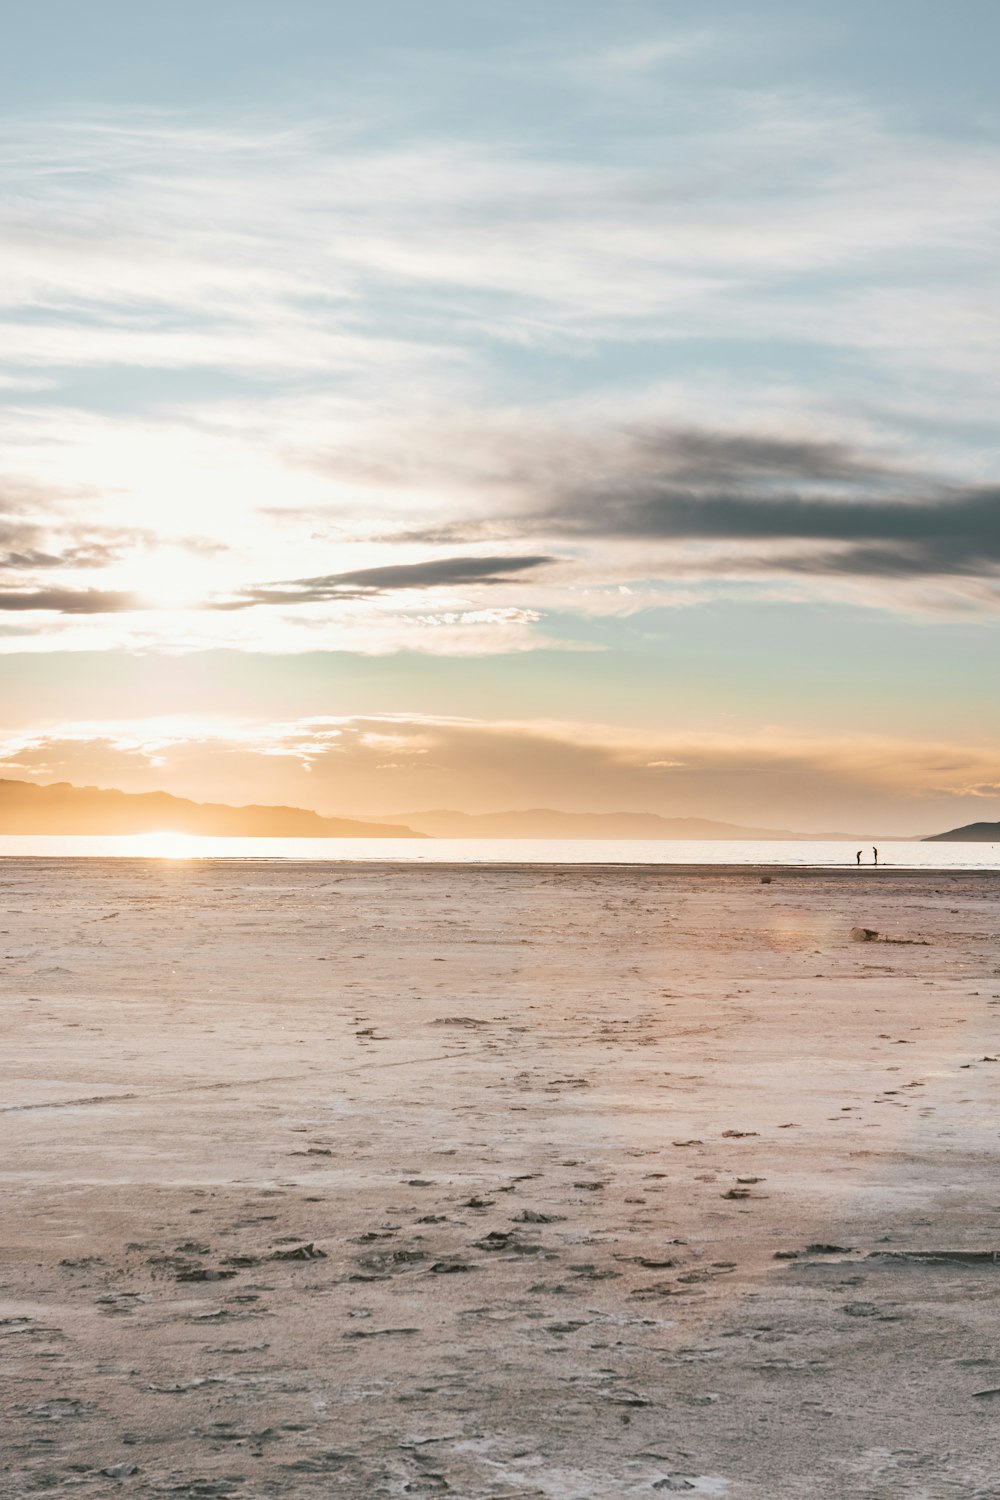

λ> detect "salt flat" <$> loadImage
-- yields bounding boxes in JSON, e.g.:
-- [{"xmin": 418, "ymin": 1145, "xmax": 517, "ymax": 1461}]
[{"xmin": 2, "ymin": 860, "xmax": 999, "ymax": 1499}]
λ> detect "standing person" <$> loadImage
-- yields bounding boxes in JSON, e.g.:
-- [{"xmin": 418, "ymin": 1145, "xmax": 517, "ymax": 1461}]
[
  {"xmin": 872, "ymin": 846, "xmax": 878, "ymax": 866},
  {"xmin": 856, "ymin": 849, "xmax": 862, "ymax": 865}
]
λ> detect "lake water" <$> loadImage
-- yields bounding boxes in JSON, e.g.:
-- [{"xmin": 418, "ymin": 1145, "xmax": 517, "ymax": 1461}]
[{"xmin": 0, "ymin": 834, "xmax": 996, "ymax": 869}]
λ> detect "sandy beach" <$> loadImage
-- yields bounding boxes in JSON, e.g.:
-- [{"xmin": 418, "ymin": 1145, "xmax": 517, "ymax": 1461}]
[{"xmin": 2, "ymin": 859, "xmax": 999, "ymax": 1499}]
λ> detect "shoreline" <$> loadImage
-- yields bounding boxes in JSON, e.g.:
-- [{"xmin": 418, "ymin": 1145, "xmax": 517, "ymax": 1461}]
[{"xmin": 0, "ymin": 853, "xmax": 996, "ymax": 877}]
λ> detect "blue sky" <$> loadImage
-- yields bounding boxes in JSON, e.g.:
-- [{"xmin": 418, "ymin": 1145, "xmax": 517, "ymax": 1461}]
[{"xmin": 0, "ymin": 1, "xmax": 997, "ymax": 830}]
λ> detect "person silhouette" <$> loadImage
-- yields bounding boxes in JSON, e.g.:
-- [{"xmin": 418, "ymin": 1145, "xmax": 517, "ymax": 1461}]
[
  {"xmin": 856, "ymin": 849, "xmax": 862, "ymax": 865},
  {"xmin": 872, "ymin": 846, "xmax": 878, "ymax": 866}
]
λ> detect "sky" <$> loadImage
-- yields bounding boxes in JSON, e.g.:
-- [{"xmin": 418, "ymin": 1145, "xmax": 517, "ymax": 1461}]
[{"xmin": 1, "ymin": 0, "xmax": 998, "ymax": 833}]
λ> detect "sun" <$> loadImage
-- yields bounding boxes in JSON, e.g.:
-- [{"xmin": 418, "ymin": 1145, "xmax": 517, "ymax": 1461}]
[
  {"xmin": 128, "ymin": 830, "xmax": 204, "ymax": 860},
  {"xmin": 126, "ymin": 546, "xmax": 216, "ymax": 610}
]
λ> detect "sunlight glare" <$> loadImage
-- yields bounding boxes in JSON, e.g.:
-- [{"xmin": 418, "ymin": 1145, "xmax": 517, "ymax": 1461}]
[
  {"xmin": 128, "ymin": 547, "xmax": 211, "ymax": 609},
  {"xmin": 128, "ymin": 830, "xmax": 205, "ymax": 860}
]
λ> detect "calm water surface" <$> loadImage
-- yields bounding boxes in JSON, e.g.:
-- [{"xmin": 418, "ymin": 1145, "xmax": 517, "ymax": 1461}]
[{"xmin": 0, "ymin": 835, "xmax": 996, "ymax": 869}]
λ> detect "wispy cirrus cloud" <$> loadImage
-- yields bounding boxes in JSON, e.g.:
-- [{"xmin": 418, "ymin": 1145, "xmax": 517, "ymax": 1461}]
[
  {"xmin": 2, "ymin": 98, "xmax": 999, "ymax": 383},
  {"xmin": 0, "ymin": 70, "xmax": 998, "ymax": 654}
]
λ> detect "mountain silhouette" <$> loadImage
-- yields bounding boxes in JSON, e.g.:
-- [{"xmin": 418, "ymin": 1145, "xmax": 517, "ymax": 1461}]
[
  {"xmin": 369, "ymin": 808, "xmax": 848, "ymax": 839},
  {"xmin": 0, "ymin": 779, "xmax": 420, "ymax": 838},
  {"xmin": 924, "ymin": 822, "xmax": 1000, "ymax": 842},
  {"xmin": 0, "ymin": 779, "xmax": 912, "ymax": 841}
]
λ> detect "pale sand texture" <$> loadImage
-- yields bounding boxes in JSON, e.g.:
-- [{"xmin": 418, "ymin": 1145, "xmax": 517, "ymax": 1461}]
[{"xmin": 2, "ymin": 860, "xmax": 999, "ymax": 1499}]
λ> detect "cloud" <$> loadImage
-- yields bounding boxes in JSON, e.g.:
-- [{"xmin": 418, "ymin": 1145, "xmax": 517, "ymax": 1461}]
[
  {"xmin": 546, "ymin": 480, "xmax": 1000, "ymax": 579},
  {"xmin": 3, "ymin": 99, "xmax": 999, "ymax": 388},
  {"xmin": 0, "ymin": 497, "xmax": 46, "ymax": 554},
  {"xmin": 0, "ymin": 588, "xmax": 139, "ymax": 613},
  {"xmin": 300, "ymin": 413, "xmax": 898, "ymax": 502},
  {"xmin": 0, "ymin": 542, "xmax": 134, "ymax": 572},
  {"xmin": 2, "ymin": 712, "xmax": 998, "ymax": 835},
  {"xmin": 595, "ymin": 32, "xmax": 714, "ymax": 74},
  {"xmin": 621, "ymin": 427, "xmax": 896, "ymax": 487},
  {"xmin": 0, "ymin": 596, "xmax": 553, "ymax": 658},
  {"xmin": 1, "ymin": 474, "xmax": 145, "ymax": 584},
  {"xmin": 0, "ymin": 94, "xmax": 998, "ymax": 651},
  {"xmin": 216, "ymin": 553, "xmax": 556, "ymax": 608},
  {"xmin": 309, "ymin": 414, "xmax": 998, "ymax": 584},
  {"xmin": 0, "ymin": 550, "xmax": 66, "ymax": 569}
]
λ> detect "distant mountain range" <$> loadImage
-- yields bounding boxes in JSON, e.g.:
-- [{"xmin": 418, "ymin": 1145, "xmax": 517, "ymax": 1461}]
[
  {"xmin": 0, "ymin": 779, "xmax": 419, "ymax": 838},
  {"xmin": 367, "ymin": 808, "xmax": 862, "ymax": 840},
  {"xmin": 923, "ymin": 822, "xmax": 1000, "ymax": 842},
  {"xmin": 0, "ymin": 777, "xmax": 961, "ymax": 841}
]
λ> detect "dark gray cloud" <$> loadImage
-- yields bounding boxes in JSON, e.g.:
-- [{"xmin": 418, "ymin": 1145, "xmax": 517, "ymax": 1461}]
[
  {"xmin": 624, "ymin": 427, "xmax": 894, "ymax": 487},
  {"xmin": 215, "ymin": 554, "xmax": 556, "ymax": 609},
  {"xmin": 546, "ymin": 483, "xmax": 1000, "ymax": 578},
  {"xmin": 0, "ymin": 589, "xmax": 139, "ymax": 614},
  {"xmin": 532, "ymin": 426, "xmax": 997, "ymax": 579},
  {"xmin": 309, "ymin": 555, "xmax": 556, "ymax": 590},
  {"xmin": 306, "ymin": 417, "xmax": 1000, "ymax": 581}
]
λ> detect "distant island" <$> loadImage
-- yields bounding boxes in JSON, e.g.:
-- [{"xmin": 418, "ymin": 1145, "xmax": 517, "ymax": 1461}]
[
  {"xmin": 924, "ymin": 822, "xmax": 1000, "ymax": 843},
  {"xmin": 0, "ymin": 779, "xmax": 420, "ymax": 838}
]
